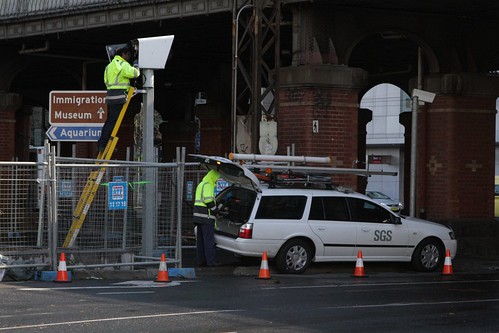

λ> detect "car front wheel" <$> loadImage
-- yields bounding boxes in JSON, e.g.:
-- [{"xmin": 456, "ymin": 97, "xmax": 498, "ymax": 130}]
[
  {"xmin": 275, "ymin": 239, "xmax": 312, "ymax": 274},
  {"xmin": 411, "ymin": 238, "xmax": 445, "ymax": 272}
]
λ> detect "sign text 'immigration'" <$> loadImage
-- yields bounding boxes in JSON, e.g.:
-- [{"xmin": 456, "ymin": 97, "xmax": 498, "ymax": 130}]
[{"xmin": 49, "ymin": 91, "xmax": 107, "ymax": 125}]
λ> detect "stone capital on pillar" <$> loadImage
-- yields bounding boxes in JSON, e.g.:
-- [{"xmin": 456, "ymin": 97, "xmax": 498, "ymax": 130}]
[
  {"xmin": 280, "ymin": 64, "xmax": 368, "ymax": 89},
  {"xmin": 411, "ymin": 73, "xmax": 499, "ymax": 97},
  {"xmin": 0, "ymin": 92, "xmax": 22, "ymax": 111}
]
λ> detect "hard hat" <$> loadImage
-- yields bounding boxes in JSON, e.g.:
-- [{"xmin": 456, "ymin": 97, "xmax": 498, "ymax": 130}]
[{"xmin": 116, "ymin": 43, "xmax": 132, "ymax": 55}]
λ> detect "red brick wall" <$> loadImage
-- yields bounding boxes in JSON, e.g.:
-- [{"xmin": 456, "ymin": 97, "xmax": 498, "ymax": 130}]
[
  {"xmin": 0, "ymin": 109, "xmax": 16, "ymax": 161},
  {"xmin": 0, "ymin": 92, "xmax": 22, "ymax": 161},
  {"xmin": 423, "ymin": 95, "xmax": 496, "ymax": 220},
  {"xmin": 194, "ymin": 104, "xmax": 230, "ymax": 158},
  {"xmin": 278, "ymin": 86, "xmax": 360, "ymax": 189}
]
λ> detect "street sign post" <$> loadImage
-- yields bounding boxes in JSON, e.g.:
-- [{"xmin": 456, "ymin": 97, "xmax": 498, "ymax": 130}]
[
  {"xmin": 46, "ymin": 125, "xmax": 102, "ymax": 142},
  {"xmin": 49, "ymin": 90, "xmax": 107, "ymax": 126}
]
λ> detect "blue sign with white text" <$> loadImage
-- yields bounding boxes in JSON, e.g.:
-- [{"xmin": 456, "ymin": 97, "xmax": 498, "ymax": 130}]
[
  {"xmin": 108, "ymin": 181, "xmax": 128, "ymax": 210},
  {"xmin": 215, "ymin": 180, "xmax": 230, "ymax": 196},
  {"xmin": 46, "ymin": 125, "xmax": 102, "ymax": 142}
]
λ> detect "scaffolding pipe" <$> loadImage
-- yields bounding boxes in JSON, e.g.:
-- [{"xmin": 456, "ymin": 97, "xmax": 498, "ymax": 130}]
[{"xmin": 229, "ymin": 153, "xmax": 332, "ymax": 164}]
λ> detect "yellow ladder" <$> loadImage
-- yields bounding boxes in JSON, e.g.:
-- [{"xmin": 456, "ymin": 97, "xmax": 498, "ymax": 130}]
[{"xmin": 63, "ymin": 88, "xmax": 136, "ymax": 248}]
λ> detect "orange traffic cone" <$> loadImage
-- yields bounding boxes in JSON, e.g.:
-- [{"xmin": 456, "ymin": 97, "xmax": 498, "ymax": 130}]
[
  {"xmin": 257, "ymin": 251, "xmax": 271, "ymax": 279},
  {"xmin": 352, "ymin": 250, "xmax": 367, "ymax": 277},
  {"xmin": 441, "ymin": 249, "xmax": 453, "ymax": 275},
  {"xmin": 155, "ymin": 253, "xmax": 171, "ymax": 283},
  {"xmin": 54, "ymin": 252, "xmax": 70, "ymax": 283}
]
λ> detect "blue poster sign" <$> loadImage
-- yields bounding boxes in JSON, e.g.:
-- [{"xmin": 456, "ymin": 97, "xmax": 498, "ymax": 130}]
[
  {"xmin": 59, "ymin": 180, "xmax": 72, "ymax": 198},
  {"xmin": 215, "ymin": 180, "xmax": 230, "ymax": 196},
  {"xmin": 186, "ymin": 181, "xmax": 193, "ymax": 201},
  {"xmin": 108, "ymin": 181, "xmax": 128, "ymax": 210}
]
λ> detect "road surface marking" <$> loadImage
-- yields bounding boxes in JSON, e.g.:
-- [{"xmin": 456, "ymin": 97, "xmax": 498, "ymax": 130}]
[
  {"xmin": 0, "ymin": 310, "xmax": 244, "ymax": 331},
  {"xmin": 328, "ymin": 298, "xmax": 499, "ymax": 309},
  {"xmin": 18, "ymin": 280, "xmax": 199, "ymax": 291},
  {"xmin": 261, "ymin": 278, "xmax": 499, "ymax": 290},
  {"xmin": 97, "ymin": 291, "xmax": 155, "ymax": 295}
]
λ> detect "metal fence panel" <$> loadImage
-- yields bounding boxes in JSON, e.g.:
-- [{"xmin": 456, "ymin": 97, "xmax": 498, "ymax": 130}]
[
  {"xmin": 55, "ymin": 159, "xmax": 179, "ymax": 268},
  {"xmin": 0, "ymin": 162, "xmax": 46, "ymax": 249},
  {"xmin": 0, "ymin": 161, "xmax": 50, "ymax": 279},
  {"xmin": 0, "ymin": 149, "xmax": 205, "ymax": 279}
]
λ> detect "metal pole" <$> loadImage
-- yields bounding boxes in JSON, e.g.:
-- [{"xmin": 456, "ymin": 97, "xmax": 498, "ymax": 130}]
[
  {"xmin": 409, "ymin": 47, "xmax": 423, "ymax": 217},
  {"xmin": 176, "ymin": 147, "xmax": 186, "ymax": 268},
  {"xmin": 232, "ymin": 3, "xmax": 254, "ymax": 153},
  {"xmin": 50, "ymin": 146, "xmax": 58, "ymax": 270},
  {"xmin": 409, "ymin": 95, "xmax": 419, "ymax": 217},
  {"xmin": 37, "ymin": 141, "xmax": 49, "ymax": 246},
  {"xmin": 122, "ymin": 147, "xmax": 130, "ymax": 250},
  {"xmin": 142, "ymin": 68, "xmax": 155, "ymax": 257}
]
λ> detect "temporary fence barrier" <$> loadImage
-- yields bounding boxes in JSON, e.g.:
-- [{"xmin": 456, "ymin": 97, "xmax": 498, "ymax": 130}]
[{"xmin": 0, "ymin": 145, "xmax": 205, "ymax": 280}]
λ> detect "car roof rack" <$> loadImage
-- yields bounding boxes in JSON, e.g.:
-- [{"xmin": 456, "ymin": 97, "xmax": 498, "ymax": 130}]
[
  {"xmin": 248, "ymin": 167, "xmax": 355, "ymax": 191},
  {"xmin": 229, "ymin": 153, "xmax": 397, "ymax": 191}
]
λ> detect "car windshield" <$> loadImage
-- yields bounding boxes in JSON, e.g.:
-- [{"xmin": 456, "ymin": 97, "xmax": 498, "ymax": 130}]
[{"xmin": 366, "ymin": 191, "xmax": 391, "ymax": 199}]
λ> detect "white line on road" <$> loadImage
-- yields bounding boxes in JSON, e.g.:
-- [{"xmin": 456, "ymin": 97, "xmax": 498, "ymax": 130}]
[
  {"xmin": 327, "ymin": 298, "xmax": 499, "ymax": 309},
  {"xmin": 97, "ymin": 291, "xmax": 155, "ymax": 295},
  {"xmin": 0, "ymin": 313, "xmax": 55, "ymax": 319},
  {"xmin": 18, "ymin": 280, "xmax": 195, "ymax": 291},
  {"xmin": 0, "ymin": 310, "xmax": 244, "ymax": 331},
  {"xmin": 261, "ymin": 278, "xmax": 499, "ymax": 290}
]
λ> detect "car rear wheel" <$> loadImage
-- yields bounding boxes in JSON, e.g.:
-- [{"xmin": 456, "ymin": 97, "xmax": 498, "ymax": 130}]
[
  {"xmin": 275, "ymin": 239, "xmax": 312, "ymax": 274},
  {"xmin": 411, "ymin": 238, "xmax": 444, "ymax": 272}
]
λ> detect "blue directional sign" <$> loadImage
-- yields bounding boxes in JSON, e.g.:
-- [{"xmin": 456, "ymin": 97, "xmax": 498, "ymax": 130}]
[{"xmin": 46, "ymin": 125, "xmax": 102, "ymax": 142}]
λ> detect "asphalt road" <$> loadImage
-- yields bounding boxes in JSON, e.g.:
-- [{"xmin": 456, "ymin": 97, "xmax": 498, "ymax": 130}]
[{"xmin": 1, "ymin": 267, "xmax": 498, "ymax": 332}]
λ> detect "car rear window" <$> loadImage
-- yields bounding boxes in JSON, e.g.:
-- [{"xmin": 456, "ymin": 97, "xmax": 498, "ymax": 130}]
[{"xmin": 255, "ymin": 195, "xmax": 307, "ymax": 220}]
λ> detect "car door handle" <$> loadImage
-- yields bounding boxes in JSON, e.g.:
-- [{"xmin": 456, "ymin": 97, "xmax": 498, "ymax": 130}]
[
  {"xmin": 361, "ymin": 228, "xmax": 371, "ymax": 232},
  {"xmin": 317, "ymin": 227, "xmax": 326, "ymax": 231}
]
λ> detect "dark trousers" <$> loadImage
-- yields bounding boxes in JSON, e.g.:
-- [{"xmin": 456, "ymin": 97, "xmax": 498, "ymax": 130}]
[
  {"xmin": 196, "ymin": 223, "xmax": 216, "ymax": 266},
  {"xmin": 97, "ymin": 103, "xmax": 123, "ymax": 150}
]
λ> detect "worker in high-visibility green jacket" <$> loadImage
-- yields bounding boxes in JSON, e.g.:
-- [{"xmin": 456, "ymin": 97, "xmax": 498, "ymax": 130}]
[
  {"xmin": 193, "ymin": 169, "xmax": 222, "ymax": 267},
  {"xmin": 97, "ymin": 44, "xmax": 140, "ymax": 153}
]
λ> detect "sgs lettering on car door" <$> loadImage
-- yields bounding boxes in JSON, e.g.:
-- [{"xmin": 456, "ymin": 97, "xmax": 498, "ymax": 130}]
[{"xmin": 374, "ymin": 230, "xmax": 392, "ymax": 241}]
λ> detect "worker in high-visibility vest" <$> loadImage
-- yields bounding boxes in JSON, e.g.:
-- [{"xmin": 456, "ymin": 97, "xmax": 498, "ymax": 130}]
[
  {"xmin": 97, "ymin": 44, "xmax": 140, "ymax": 153},
  {"xmin": 193, "ymin": 169, "xmax": 222, "ymax": 267}
]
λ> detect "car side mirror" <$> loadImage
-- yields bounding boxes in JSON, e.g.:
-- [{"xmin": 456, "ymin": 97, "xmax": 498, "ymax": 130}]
[{"xmin": 391, "ymin": 215, "xmax": 402, "ymax": 225}]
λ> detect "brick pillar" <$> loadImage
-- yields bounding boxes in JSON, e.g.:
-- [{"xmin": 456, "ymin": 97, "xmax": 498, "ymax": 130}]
[
  {"xmin": 193, "ymin": 103, "xmax": 230, "ymax": 158},
  {"xmin": 278, "ymin": 65, "xmax": 368, "ymax": 189},
  {"xmin": 15, "ymin": 106, "xmax": 32, "ymax": 161},
  {"xmin": 160, "ymin": 120, "xmax": 197, "ymax": 162},
  {"xmin": 358, "ymin": 108, "xmax": 372, "ymax": 193},
  {"xmin": 414, "ymin": 74, "xmax": 499, "ymax": 221},
  {"xmin": 0, "ymin": 92, "xmax": 22, "ymax": 160}
]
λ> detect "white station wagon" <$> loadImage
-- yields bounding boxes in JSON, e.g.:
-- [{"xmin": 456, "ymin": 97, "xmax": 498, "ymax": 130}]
[{"xmin": 194, "ymin": 155, "xmax": 457, "ymax": 274}]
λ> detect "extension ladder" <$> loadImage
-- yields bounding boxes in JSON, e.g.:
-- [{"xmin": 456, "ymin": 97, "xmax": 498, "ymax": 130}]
[{"xmin": 62, "ymin": 88, "xmax": 136, "ymax": 248}]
